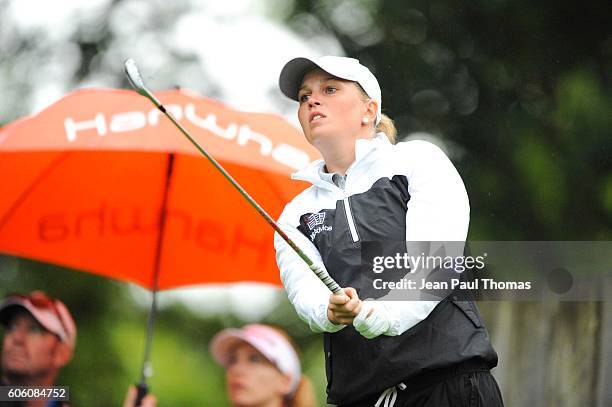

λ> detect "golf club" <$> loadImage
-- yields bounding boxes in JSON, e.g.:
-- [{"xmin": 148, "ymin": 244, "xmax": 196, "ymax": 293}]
[
  {"xmin": 123, "ymin": 58, "xmax": 342, "ymax": 294},
  {"xmin": 125, "ymin": 58, "xmax": 345, "ymax": 406},
  {"xmin": 125, "ymin": 58, "xmax": 344, "ymax": 406}
]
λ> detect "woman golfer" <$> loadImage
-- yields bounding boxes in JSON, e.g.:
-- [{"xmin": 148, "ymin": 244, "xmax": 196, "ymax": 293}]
[{"xmin": 274, "ymin": 56, "xmax": 504, "ymax": 406}]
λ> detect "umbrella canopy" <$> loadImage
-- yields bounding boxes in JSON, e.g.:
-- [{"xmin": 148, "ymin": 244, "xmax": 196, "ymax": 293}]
[{"xmin": 0, "ymin": 88, "xmax": 316, "ymax": 290}]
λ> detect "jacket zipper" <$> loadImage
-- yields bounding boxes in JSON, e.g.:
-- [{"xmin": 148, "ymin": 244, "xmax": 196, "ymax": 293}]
[{"xmin": 343, "ymin": 195, "xmax": 360, "ymax": 242}]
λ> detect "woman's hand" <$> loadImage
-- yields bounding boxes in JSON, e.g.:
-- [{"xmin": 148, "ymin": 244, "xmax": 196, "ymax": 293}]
[
  {"xmin": 327, "ymin": 287, "xmax": 363, "ymax": 325},
  {"xmin": 123, "ymin": 385, "xmax": 157, "ymax": 407}
]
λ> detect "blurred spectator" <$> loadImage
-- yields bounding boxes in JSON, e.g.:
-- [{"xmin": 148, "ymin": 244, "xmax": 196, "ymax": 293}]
[
  {"xmin": 0, "ymin": 291, "xmax": 76, "ymax": 407},
  {"xmin": 132, "ymin": 323, "xmax": 317, "ymax": 406},
  {"xmin": 210, "ymin": 324, "xmax": 316, "ymax": 407}
]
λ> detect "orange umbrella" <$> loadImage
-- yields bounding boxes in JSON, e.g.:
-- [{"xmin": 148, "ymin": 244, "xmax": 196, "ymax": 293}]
[
  {"xmin": 0, "ymin": 88, "xmax": 316, "ymax": 289},
  {"xmin": 0, "ymin": 87, "xmax": 317, "ymax": 402}
]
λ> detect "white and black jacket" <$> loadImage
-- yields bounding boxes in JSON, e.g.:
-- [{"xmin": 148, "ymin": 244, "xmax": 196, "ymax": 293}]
[{"xmin": 274, "ymin": 134, "xmax": 497, "ymax": 404}]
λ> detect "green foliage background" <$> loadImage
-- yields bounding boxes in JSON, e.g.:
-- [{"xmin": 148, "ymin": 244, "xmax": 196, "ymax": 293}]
[
  {"xmin": 0, "ymin": 257, "xmax": 328, "ymax": 406},
  {"xmin": 1, "ymin": 0, "xmax": 610, "ymax": 405}
]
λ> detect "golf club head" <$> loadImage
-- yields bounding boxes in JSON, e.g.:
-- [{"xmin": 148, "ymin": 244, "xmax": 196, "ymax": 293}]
[{"xmin": 124, "ymin": 58, "xmax": 163, "ymax": 109}]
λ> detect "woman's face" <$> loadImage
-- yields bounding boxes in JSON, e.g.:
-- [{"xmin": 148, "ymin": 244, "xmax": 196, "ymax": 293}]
[
  {"xmin": 226, "ymin": 342, "xmax": 291, "ymax": 407},
  {"xmin": 297, "ymin": 68, "xmax": 371, "ymax": 148}
]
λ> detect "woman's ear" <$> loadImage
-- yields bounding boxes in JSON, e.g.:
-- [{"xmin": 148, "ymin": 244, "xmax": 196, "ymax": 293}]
[
  {"xmin": 53, "ymin": 342, "xmax": 73, "ymax": 368},
  {"xmin": 362, "ymin": 99, "xmax": 378, "ymax": 126},
  {"xmin": 279, "ymin": 374, "xmax": 293, "ymax": 396}
]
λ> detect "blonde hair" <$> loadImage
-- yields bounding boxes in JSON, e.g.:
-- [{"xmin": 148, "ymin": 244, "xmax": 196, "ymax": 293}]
[
  {"xmin": 376, "ymin": 114, "xmax": 397, "ymax": 144},
  {"xmin": 355, "ymin": 84, "xmax": 397, "ymax": 144}
]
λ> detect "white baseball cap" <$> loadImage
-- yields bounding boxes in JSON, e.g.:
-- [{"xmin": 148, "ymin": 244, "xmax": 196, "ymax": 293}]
[
  {"xmin": 210, "ymin": 324, "xmax": 301, "ymax": 395},
  {"xmin": 279, "ymin": 56, "xmax": 382, "ymax": 125}
]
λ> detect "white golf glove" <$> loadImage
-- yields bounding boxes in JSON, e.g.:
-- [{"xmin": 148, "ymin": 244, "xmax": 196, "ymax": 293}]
[{"xmin": 353, "ymin": 301, "xmax": 390, "ymax": 339}]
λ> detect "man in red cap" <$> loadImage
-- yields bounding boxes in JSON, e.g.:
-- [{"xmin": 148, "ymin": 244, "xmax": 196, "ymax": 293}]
[{"xmin": 0, "ymin": 291, "xmax": 76, "ymax": 406}]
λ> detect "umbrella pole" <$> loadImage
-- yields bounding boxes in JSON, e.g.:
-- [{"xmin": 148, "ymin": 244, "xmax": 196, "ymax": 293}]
[
  {"xmin": 135, "ymin": 153, "xmax": 175, "ymax": 406},
  {"xmin": 137, "ymin": 289, "xmax": 157, "ymax": 401}
]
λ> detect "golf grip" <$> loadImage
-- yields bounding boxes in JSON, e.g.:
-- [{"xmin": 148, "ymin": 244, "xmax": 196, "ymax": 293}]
[
  {"xmin": 135, "ymin": 383, "xmax": 148, "ymax": 406},
  {"xmin": 159, "ymin": 106, "xmax": 343, "ymax": 295}
]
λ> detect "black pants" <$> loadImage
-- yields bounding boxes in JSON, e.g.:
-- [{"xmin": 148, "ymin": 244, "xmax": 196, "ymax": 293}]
[{"xmin": 339, "ymin": 370, "xmax": 504, "ymax": 407}]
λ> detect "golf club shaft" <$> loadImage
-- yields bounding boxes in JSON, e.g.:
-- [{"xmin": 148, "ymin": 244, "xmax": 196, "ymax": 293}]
[{"xmin": 157, "ymin": 108, "xmax": 342, "ymax": 294}]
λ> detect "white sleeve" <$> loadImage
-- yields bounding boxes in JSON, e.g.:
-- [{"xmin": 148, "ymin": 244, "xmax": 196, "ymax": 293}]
[
  {"xmin": 355, "ymin": 140, "xmax": 470, "ymax": 338},
  {"xmin": 274, "ymin": 214, "xmax": 346, "ymax": 333},
  {"xmin": 403, "ymin": 140, "xmax": 470, "ymax": 243}
]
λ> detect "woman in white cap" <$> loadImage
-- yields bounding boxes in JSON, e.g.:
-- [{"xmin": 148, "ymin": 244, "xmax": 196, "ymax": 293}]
[
  {"xmin": 123, "ymin": 324, "xmax": 312, "ymax": 406},
  {"xmin": 274, "ymin": 56, "xmax": 504, "ymax": 406},
  {"xmin": 210, "ymin": 324, "xmax": 316, "ymax": 407}
]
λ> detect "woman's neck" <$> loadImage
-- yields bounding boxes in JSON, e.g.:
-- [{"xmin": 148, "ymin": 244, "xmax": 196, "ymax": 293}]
[
  {"xmin": 321, "ymin": 148, "xmax": 355, "ymax": 175},
  {"xmin": 316, "ymin": 131, "xmax": 375, "ymax": 175}
]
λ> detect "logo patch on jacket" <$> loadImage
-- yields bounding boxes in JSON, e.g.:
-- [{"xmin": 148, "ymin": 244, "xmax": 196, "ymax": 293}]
[{"xmin": 302, "ymin": 212, "xmax": 332, "ymax": 241}]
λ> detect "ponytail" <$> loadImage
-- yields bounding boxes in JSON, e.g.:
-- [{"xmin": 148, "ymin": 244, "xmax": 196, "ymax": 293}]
[{"xmin": 376, "ymin": 113, "xmax": 397, "ymax": 144}]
